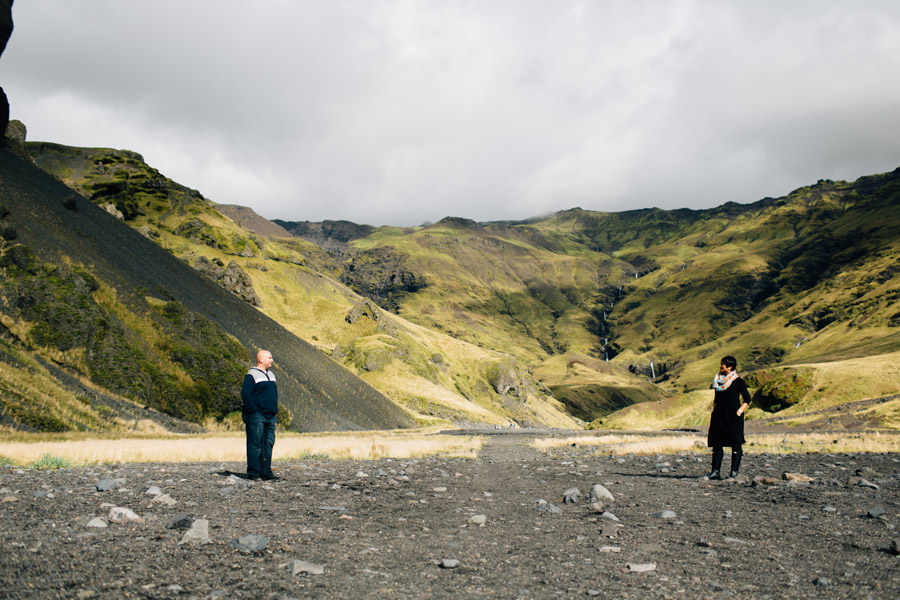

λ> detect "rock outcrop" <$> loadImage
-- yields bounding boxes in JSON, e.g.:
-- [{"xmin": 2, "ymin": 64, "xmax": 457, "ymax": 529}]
[
  {"xmin": 274, "ymin": 219, "xmax": 376, "ymax": 248},
  {"xmin": 215, "ymin": 203, "xmax": 292, "ymax": 238},
  {"xmin": 1, "ymin": 0, "xmax": 14, "ymax": 140},
  {"xmin": 192, "ymin": 255, "xmax": 260, "ymax": 306}
]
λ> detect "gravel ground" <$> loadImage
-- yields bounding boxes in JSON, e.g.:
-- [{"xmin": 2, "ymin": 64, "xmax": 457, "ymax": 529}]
[{"xmin": 1, "ymin": 432, "xmax": 899, "ymax": 599}]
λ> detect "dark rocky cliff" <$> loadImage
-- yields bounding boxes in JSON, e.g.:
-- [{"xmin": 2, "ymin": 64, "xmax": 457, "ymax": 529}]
[{"xmin": 0, "ymin": 0, "xmax": 14, "ymax": 139}]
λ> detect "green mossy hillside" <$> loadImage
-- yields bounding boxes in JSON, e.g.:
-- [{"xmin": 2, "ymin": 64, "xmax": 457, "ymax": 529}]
[
  {"xmin": 25, "ymin": 144, "xmax": 573, "ymax": 430},
  {"xmin": 0, "ymin": 237, "xmax": 248, "ymax": 429},
  {"xmin": 23, "ymin": 140, "xmax": 900, "ymax": 429}
]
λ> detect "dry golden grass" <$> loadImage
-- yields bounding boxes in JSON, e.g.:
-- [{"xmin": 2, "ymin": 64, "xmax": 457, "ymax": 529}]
[
  {"xmin": 0, "ymin": 430, "xmax": 482, "ymax": 466},
  {"xmin": 533, "ymin": 432, "xmax": 900, "ymax": 455},
  {"xmin": 745, "ymin": 432, "xmax": 900, "ymax": 454},
  {"xmin": 533, "ymin": 434, "xmax": 705, "ymax": 455}
]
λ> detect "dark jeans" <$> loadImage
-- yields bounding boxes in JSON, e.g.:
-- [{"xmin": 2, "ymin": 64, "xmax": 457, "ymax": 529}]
[{"xmin": 244, "ymin": 412, "xmax": 277, "ymax": 478}]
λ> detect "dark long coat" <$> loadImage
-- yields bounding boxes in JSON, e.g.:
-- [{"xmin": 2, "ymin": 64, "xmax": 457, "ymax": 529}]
[{"xmin": 707, "ymin": 377, "xmax": 752, "ymax": 448}]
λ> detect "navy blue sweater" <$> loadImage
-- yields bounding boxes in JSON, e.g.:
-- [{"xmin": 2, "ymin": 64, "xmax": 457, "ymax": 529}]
[{"xmin": 241, "ymin": 368, "xmax": 278, "ymax": 417}]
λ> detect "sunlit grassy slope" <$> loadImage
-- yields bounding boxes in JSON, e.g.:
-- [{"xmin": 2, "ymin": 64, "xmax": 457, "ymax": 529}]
[
  {"xmin": 26, "ymin": 143, "xmax": 578, "ymax": 430},
  {"xmin": 598, "ymin": 351, "xmax": 900, "ymax": 431},
  {"xmin": 25, "ymin": 141, "xmax": 900, "ymax": 431},
  {"xmin": 334, "ymin": 172, "xmax": 900, "ymax": 426}
]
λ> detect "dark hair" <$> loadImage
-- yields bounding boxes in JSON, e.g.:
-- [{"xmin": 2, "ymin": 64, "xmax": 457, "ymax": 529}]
[{"xmin": 720, "ymin": 356, "xmax": 737, "ymax": 370}]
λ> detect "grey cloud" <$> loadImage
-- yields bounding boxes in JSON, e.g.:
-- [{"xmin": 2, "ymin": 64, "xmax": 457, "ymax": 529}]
[{"xmin": 2, "ymin": 1, "xmax": 899, "ymax": 225}]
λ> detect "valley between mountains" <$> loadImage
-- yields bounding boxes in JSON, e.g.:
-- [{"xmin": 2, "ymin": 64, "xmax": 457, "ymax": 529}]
[{"xmin": 0, "ymin": 133, "xmax": 898, "ymax": 434}]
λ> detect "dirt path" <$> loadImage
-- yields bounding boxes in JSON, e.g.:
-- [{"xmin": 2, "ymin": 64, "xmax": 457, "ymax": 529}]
[{"xmin": 1, "ymin": 432, "xmax": 898, "ymax": 599}]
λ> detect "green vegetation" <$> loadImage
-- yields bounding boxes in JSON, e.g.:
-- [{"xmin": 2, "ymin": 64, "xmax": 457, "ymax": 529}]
[
  {"xmin": 20, "ymin": 141, "xmax": 900, "ymax": 431},
  {"xmin": 745, "ymin": 367, "xmax": 816, "ymax": 412},
  {"xmin": 26, "ymin": 454, "xmax": 73, "ymax": 470},
  {"xmin": 0, "ymin": 237, "xmax": 249, "ymax": 430}
]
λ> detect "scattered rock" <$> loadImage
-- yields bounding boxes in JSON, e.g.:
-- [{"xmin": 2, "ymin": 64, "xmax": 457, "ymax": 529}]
[
  {"xmin": 145, "ymin": 486, "xmax": 162, "ymax": 497},
  {"xmin": 653, "ymin": 510, "xmax": 677, "ymax": 519},
  {"xmin": 856, "ymin": 478, "xmax": 881, "ymax": 491},
  {"xmin": 589, "ymin": 502, "xmax": 605, "ymax": 514},
  {"xmin": 439, "ymin": 559, "xmax": 460, "ymax": 569},
  {"xmin": 226, "ymin": 474, "xmax": 252, "ymax": 490},
  {"xmin": 165, "ymin": 513, "xmax": 194, "ymax": 530},
  {"xmin": 96, "ymin": 479, "xmax": 119, "ymax": 492},
  {"xmin": 888, "ymin": 539, "xmax": 900, "ymax": 556},
  {"xmin": 535, "ymin": 500, "xmax": 563, "ymax": 514},
  {"xmin": 590, "ymin": 484, "xmax": 614, "ymax": 503},
  {"xmin": 626, "ymin": 563, "xmax": 656, "ymax": 573},
  {"xmin": 752, "ymin": 476, "xmax": 777, "ymax": 487},
  {"xmin": 151, "ymin": 494, "xmax": 177, "ymax": 506},
  {"xmin": 600, "ymin": 511, "xmax": 619, "ymax": 521},
  {"xmin": 85, "ymin": 517, "xmax": 107, "ymax": 529},
  {"xmin": 108, "ymin": 507, "xmax": 143, "ymax": 524},
  {"xmin": 179, "ymin": 519, "xmax": 211, "ymax": 545},
  {"xmin": 230, "ymin": 534, "xmax": 268, "ymax": 553},
  {"xmin": 598, "ymin": 546, "xmax": 621, "ymax": 553},
  {"xmin": 291, "ymin": 559, "xmax": 325, "ymax": 576},
  {"xmin": 782, "ymin": 473, "xmax": 814, "ymax": 483},
  {"xmin": 867, "ymin": 507, "xmax": 886, "ymax": 519},
  {"xmin": 562, "ymin": 487, "xmax": 581, "ymax": 504},
  {"xmin": 2, "ymin": 495, "xmax": 17, "ymax": 503},
  {"xmin": 813, "ymin": 577, "xmax": 831, "ymax": 587},
  {"xmin": 468, "ymin": 514, "xmax": 487, "ymax": 527}
]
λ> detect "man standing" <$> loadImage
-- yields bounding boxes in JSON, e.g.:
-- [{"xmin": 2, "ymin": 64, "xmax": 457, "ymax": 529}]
[
  {"xmin": 705, "ymin": 355, "xmax": 751, "ymax": 480},
  {"xmin": 242, "ymin": 349, "xmax": 281, "ymax": 481}
]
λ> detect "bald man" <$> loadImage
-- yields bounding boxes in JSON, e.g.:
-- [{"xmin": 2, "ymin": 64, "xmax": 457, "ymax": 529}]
[{"xmin": 241, "ymin": 349, "xmax": 281, "ymax": 481}]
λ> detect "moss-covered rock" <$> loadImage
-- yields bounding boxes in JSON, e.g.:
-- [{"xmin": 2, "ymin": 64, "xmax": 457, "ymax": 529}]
[{"xmin": 745, "ymin": 367, "xmax": 816, "ymax": 412}]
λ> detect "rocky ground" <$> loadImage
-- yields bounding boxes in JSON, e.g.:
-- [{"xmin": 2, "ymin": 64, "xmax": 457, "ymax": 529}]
[{"xmin": 1, "ymin": 431, "xmax": 899, "ymax": 599}]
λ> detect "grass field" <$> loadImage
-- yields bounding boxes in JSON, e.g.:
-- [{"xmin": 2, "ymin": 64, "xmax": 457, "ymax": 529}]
[
  {"xmin": 533, "ymin": 431, "xmax": 900, "ymax": 455},
  {"xmin": 0, "ymin": 429, "xmax": 482, "ymax": 466}
]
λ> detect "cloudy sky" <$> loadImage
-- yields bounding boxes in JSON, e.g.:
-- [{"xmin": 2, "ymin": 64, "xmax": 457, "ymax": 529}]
[{"xmin": 3, "ymin": 1, "xmax": 900, "ymax": 226}]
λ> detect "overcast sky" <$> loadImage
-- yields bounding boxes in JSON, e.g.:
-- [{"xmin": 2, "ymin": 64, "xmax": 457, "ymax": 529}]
[{"xmin": 3, "ymin": 1, "xmax": 900, "ymax": 226}]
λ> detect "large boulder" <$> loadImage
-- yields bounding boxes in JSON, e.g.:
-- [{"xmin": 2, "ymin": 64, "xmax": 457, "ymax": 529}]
[
  {"xmin": 191, "ymin": 255, "xmax": 261, "ymax": 306},
  {"xmin": 744, "ymin": 367, "xmax": 815, "ymax": 412}
]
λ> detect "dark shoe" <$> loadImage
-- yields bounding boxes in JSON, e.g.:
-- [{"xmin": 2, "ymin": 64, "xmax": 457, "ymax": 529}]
[
  {"xmin": 725, "ymin": 471, "xmax": 739, "ymax": 480},
  {"xmin": 262, "ymin": 474, "xmax": 282, "ymax": 481},
  {"xmin": 246, "ymin": 474, "xmax": 262, "ymax": 481},
  {"xmin": 704, "ymin": 469, "xmax": 721, "ymax": 480}
]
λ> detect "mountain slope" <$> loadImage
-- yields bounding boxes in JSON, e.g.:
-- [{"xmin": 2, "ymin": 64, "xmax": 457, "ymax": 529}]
[
  {"xmin": 0, "ymin": 146, "xmax": 414, "ymax": 432},
  {"xmin": 24, "ymin": 142, "xmax": 579, "ymax": 430},
  {"xmin": 273, "ymin": 171, "xmax": 900, "ymax": 424},
  {"xmin": 21, "ymin": 138, "xmax": 900, "ymax": 430}
]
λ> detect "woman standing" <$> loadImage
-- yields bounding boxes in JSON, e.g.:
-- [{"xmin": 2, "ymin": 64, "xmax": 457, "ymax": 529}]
[{"xmin": 706, "ymin": 355, "xmax": 752, "ymax": 480}]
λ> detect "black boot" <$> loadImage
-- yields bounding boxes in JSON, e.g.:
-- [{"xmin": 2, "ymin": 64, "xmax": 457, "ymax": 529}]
[
  {"xmin": 726, "ymin": 447, "xmax": 742, "ymax": 479},
  {"xmin": 706, "ymin": 448, "xmax": 723, "ymax": 479}
]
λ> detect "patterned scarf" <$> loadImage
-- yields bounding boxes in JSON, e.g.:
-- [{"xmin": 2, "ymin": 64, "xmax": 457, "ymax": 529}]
[{"xmin": 712, "ymin": 370, "xmax": 738, "ymax": 391}]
